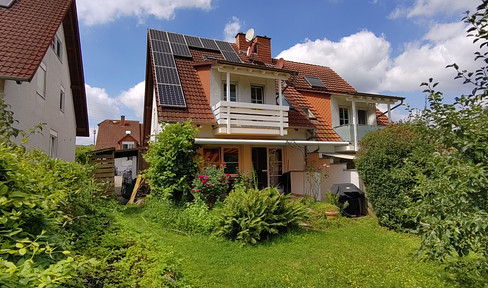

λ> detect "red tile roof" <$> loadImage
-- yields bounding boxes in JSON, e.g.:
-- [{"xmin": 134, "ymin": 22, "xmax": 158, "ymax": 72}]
[
  {"xmin": 96, "ymin": 118, "xmax": 142, "ymax": 150},
  {"xmin": 0, "ymin": 0, "xmax": 70, "ymax": 80},
  {"xmin": 0, "ymin": 0, "xmax": 89, "ymax": 136},
  {"xmin": 376, "ymin": 108, "xmax": 390, "ymax": 126}
]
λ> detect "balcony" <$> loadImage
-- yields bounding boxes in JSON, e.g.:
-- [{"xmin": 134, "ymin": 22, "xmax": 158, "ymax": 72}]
[
  {"xmin": 212, "ymin": 101, "xmax": 289, "ymax": 136},
  {"xmin": 333, "ymin": 124, "xmax": 382, "ymax": 143}
]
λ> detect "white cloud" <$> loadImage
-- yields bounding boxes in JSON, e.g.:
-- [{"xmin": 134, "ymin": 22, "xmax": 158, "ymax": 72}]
[
  {"xmin": 389, "ymin": 0, "xmax": 479, "ymax": 19},
  {"xmin": 277, "ymin": 23, "xmax": 480, "ymax": 97},
  {"xmin": 224, "ymin": 16, "xmax": 241, "ymax": 42},
  {"xmin": 117, "ymin": 81, "xmax": 145, "ymax": 118},
  {"xmin": 277, "ymin": 30, "xmax": 391, "ymax": 92},
  {"xmin": 77, "ymin": 0, "xmax": 212, "ymax": 26},
  {"xmin": 85, "ymin": 84, "xmax": 121, "ymax": 123}
]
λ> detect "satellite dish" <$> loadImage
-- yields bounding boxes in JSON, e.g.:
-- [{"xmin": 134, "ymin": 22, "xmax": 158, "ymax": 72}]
[
  {"xmin": 275, "ymin": 58, "xmax": 285, "ymax": 69},
  {"xmin": 245, "ymin": 28, "xmax": 255, "ymax": 42}
]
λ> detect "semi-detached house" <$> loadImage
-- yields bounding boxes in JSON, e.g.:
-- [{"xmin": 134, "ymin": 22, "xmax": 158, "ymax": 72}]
[
  {"xmin": 0, "ymin": 0, "xmax": 88, "ymax": 161},
  {"xmin": 142, "ymin": 29, "xmax": 403, "ymax": 198}
]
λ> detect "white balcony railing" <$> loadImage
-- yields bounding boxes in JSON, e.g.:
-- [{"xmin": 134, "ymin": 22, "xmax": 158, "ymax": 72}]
[{"xmin": 212, "ymin": 101, "xmax": 289, "ymax": 136}]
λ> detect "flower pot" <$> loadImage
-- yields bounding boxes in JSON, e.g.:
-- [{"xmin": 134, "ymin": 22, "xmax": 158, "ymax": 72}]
[{"xmin": 325, "ymin": 211, "xmax": 340, "ymax": 218}]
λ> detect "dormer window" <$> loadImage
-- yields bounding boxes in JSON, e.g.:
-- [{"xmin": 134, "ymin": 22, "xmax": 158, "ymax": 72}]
[
  {"xmin": 251, "ymin": 85, "xmax": 264, "ymax": 104},
  {"xmin": 223, "ymin": 83, "xmax": 237, "ymax": 102}
]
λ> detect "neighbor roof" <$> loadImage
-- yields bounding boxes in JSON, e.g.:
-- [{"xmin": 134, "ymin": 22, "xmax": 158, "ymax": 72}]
[
  {"xmin": 0, "ymin": 0, "xmax": 88, "ymax": 136},
  {"xmin": 96, "ymin": 118, "xmax": 142, "ymax": 150}
]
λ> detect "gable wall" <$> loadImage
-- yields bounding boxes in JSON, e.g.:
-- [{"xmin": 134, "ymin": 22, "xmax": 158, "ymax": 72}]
[{"xmin": 2, "ymin": 24, "xmax": 77, "ymax": 161}]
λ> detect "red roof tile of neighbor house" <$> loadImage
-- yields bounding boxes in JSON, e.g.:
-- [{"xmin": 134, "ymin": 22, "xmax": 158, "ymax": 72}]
[
  {"xmin": 96, "ymin": 117, "xmax": 142, "ymax": 150},
  {"xmin": 0, "ymin": 0, "xmax": 89, "ymax": 136},
  {"xmin": 376, "ymin": 109, "xmax": 390, "ymax": 126}
]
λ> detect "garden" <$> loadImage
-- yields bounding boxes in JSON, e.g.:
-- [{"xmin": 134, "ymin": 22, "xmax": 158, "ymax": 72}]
[{"xmin": 1, "ymin": 2, "xmax": 488, "ymax": 287}]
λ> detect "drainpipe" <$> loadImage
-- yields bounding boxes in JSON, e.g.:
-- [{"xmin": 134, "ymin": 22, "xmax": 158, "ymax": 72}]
[
  {"xmin": 352, "ymin": 99, "xmax": 358, "ymax": 151},
  {"xmin": 226, "ymin": 72, "xmax": 231, "ymax": 134},
  {"xmin": 387, "ymin": 104, "xmax": 392, "ymax": 125},
  {"xmin": 376, "ymin": 100, "xmax": 404, "ymax": 120}
]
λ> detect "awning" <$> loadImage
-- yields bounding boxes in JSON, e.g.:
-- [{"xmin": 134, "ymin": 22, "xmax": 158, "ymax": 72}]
[
  {"xmin": 195, "ymin": 138, "xmax": 349, "ymax": 146},
  {"xmin": 320, "ymin": 153, "xmax": 356, "ymax": 160}
]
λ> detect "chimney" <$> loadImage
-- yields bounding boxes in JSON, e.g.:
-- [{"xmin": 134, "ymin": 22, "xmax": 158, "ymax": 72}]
[
  {"xmin": 121, "ymin": 115, "xmax": 125, "ymax": 126},
  {"xmin": 235, "ymin": 33, "xmax": 272, "ymax": 64}
]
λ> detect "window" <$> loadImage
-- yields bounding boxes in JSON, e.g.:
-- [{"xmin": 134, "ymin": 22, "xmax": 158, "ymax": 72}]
[
  {"xmin": 358, "ymin": 110, "xmax": 367, "ymax": 125},
  {"xmin": 36, "ymin": 62, "xmax": 46, "ymax": 98},
  {"xmin": 268, "ymin": 148, "xmax": 283, "ymax": 187},
  {"xmin": 302, "ymin": 107, "xmax": 317, "ymax": 120},
  {"xmin": 251, "ymin": 85, "xmax": 264, "ymax": 104},
  {"xmin": 49, "ymin": 130, "xmax": 57, "ymax": 158},
  {"xmin": 339, "ymin": 107, "xmax": 349, "ymax": 125},
  {"xmin": 223, "ymin": 147, "xmax": 239, "ymax": 174},
  {"xmin": 122, "ymin": 142, "xmax": 135, "ymax": 149},
  {"xmin": 59, "ymin": 86, "xmax": 65, "ymax": 112},
  {"xmin": 202, "ymin": 147, "xmax": 221, "ymax": 167},
  {"xmin": 223, "ymin": 83, "xmax": 237, "ymax": 102},
  {"xmin": 51, "ymin": 36, "xmax": 62, "ymax": 60}
]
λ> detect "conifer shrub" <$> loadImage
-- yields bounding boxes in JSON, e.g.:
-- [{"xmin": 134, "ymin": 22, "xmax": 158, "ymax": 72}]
[{"xmin": 215, "ymin": 187, "xmax": 306, "ymax": 245}]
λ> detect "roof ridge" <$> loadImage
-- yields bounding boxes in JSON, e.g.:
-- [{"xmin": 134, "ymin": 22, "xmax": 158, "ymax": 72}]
[{"xmin": 273, "ymin": 58, "xmax": 333, "ymax": 70}]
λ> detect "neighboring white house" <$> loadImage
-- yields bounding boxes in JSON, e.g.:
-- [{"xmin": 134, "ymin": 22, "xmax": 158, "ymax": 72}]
[
  {"xmin": 142, "ymin": 29, "xmax": 404, "ymax": 198},
  {"xmin": 0, "ymin": 0, "xmax": 88, "ymax": 161}
]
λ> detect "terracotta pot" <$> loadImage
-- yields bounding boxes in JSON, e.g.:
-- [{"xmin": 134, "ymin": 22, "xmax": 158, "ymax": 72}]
[{"xmin": 325, "ymin": 211, "xmax": 340, "ymax": 218}]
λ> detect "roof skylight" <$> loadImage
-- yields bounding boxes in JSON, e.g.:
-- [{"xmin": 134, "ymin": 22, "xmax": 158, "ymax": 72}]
[
  {"xmin": 0, "ymin": 0, "xmax": 15, "ymax": 8},
  {"xmin": 304, "ymin": 75, "xmax": 326, "ymax": 88}
]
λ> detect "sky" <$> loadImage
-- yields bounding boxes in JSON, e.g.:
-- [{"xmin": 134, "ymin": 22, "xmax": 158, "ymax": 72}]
[{"xmin": 75, "ymin": 0, "xmax": 482, "ymax": 145}]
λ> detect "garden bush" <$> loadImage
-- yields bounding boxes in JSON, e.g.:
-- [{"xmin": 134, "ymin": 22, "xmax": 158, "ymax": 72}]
[
  {"xmin": 215, "ymin": 187, "xmax": 306, "ymax": 245},
  {"xmin": 144, "ymin": 120, "xmax": 199, "ymax": 202},
  {"xmin": 191, "ymin": 164, "xmax": 229, "ymax": 206},
  {"xmin": 355, "ymin": 124, "xmax": 435, "ymax": 230}
]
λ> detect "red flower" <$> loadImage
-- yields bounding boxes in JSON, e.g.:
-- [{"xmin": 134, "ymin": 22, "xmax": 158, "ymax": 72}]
[
  {"xmin": 202, "ymin": 180, "xmax": 206, "ymax": 184},
  {"xmin": 221, "ymin": 163, "xmax": 226, "ymax": 167},
  {"xmin": 198, "ymin": 175, "xmax": 203, "ymax": 179},
  {"xmin": 196, "ymin": 189, "xmax": 200, "ymax": 192},
  {"xmin": 205, "ymin": 176, "xmax": 209, "ymax": 179},
  {"xmin": 191, "ymin": 189, "xmax": 195, "ymax": 193},
  {"xmin": 226, "ymin": 174, "xmax": 230, "ymax": 177},
  {"xmin": 211, "ymin": 184, "xmax": 214, "ymax": 187}
]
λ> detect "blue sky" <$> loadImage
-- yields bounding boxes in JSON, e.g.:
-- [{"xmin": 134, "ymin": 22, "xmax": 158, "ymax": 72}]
[{"xmin": 75, "ymin": 0, "xmax": 481, "ymax": 145}]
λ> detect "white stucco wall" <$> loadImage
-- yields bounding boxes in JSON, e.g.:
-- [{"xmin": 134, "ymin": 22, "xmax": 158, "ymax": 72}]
[{"xmin": 2, "ymin": 24, "xmax": 77, "ymax": 161}]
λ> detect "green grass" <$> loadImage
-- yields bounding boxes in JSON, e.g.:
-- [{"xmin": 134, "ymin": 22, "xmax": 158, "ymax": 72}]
[{"xmin": 117, "ymin": 206, "xmax": 455, "ymax": 288}]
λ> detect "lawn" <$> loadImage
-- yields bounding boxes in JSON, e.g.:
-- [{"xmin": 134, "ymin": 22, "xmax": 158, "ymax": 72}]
[{"xmin": 117, "ymin": 207, "xmax": 455, "ymax": 288}]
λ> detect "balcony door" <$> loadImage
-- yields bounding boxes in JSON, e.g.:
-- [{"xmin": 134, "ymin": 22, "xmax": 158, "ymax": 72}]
[{"xmin": 252, "ymin": 147, "xmax": 268, "ymax": 189}]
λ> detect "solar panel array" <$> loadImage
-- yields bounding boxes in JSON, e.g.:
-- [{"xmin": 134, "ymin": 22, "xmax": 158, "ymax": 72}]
[
  {"xmin": 304, "ymin": 76, "xmax": 327, "ymax": 88},
  {"xmin": 148, "ymin": 28, "xmax": 243, "ymax": 107}
]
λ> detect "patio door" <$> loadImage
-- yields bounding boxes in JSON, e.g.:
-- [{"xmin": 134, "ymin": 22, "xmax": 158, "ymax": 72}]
[{"xmin": 252, "ymin": 147, "xmax": 268, "ymax": 190}]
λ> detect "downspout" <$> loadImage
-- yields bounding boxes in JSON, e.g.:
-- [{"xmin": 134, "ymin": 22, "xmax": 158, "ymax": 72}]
[{"xmin": 376, "ymin": 100, "xmax": 404, "ymax": 120}]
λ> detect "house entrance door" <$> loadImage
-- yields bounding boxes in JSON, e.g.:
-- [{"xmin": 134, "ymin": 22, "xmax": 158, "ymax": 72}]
[{"xmin": 252, "ymin": 147, "xmax": 268, "ymax": 190}]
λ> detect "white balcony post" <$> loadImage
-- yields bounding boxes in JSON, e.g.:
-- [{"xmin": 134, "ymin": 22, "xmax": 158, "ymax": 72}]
[
  {"xmin": 279, "ymin": 80, "xmax": 284, "ymax": 136},
  {"xmin": 352, "ymin": 99, "xmax": 358, "ymax": 151},
  {"xmin": 387, "ymin": 103, "xmax": 392, "ymax": 125},
  {"xmin": 226, "ymin": 72, "xmax": 231, "ymax": 134}
]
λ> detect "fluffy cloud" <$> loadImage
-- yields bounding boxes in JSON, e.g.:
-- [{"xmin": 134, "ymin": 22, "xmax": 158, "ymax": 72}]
[
  {"xmin": 277, "ymin": 22, "xmax": 480, "ymax": 96},
  {"xmin": 118, "ymin": 81, "xmax": 145, "ymax": 118},
  {"xmin": 85, "ymin": 84, "xmax": 121, "ymax": 123},
  {"xmin": 389, "ymin": 0, "xmax": 479, "ymax": 19},
  {"xmin": 224, "ymin": 16, "xmax": 241, "ymax": 42},
  {"xmin": 77, "ymin": 0, "xmax": 212, "ymax": 26},
  {"xmin": 277, "ymin": 30, "xmax": 391, "ymax": 92}
]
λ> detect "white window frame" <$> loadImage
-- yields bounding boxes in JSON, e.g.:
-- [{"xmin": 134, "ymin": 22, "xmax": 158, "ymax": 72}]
[
  {"xmin": 49, "ymin": 130, "xmax": 58, "ymax": 159},
  {"xmin": 36, "ymin": 62, "xmax": 47, "ymax": 98},
  {"xmin": 339, "ymin": 107, "xmax": 350, "ymax": 126},
  {"xmin": 51, "ymin": 35, "xmax": 62, "ymax": 61},
  {"xmin": 251, "ymin": 85, "xmax": 264, "ymax": 104},
  {"xmin": 121, "ymin": 141, "xmax": 135, "ymax": 149},
  {"xmin": 222, "ymin": 83, "xmax": 237, "ymax": 102},
  {"xmin": 59, "ymin": 86, "xmax": 65, "ymax": 112}
]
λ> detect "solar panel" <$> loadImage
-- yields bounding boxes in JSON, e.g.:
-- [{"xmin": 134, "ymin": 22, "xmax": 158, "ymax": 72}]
[
  {"xmin": 221, "ymin": 50, "xmax": 242, "ymax": 63},
  {"xmin": 200, "ymin": 38, "xmax": 219, "ymax": 51},
  {"xmin": 152, "ymin": 52, "xmax": 175, "ymax": 67},
  {"xmin": 157, "ymin": 84, "xmax": 186, "ymax": 107},
  {"xmin": 149, "ymin": 29, "xmax": 168, "ymax": 42},
  {"xmin": 304, "ymin": 76, "xmax": 326, "ymax": 88},
  {"xmin": 185, "ymin": 35, "xmax": 203, "ymax": 48},
  {"xmin": 151, "ymin": 40, "xmax": 171, "ymax": 53},
  {"xmin": 215, "ymin": 40, "xmax": 234, "ymax": 52},
  {"xmin": 167, "ymin": 32, "xmax": 186, "ymax": 44},
  {"xmin": 170, "ymin": 43, "xmax": 192, "ymax": 57},
  {"xmin": 155, "ymin": 67, "xmax": 180, "ymax": 85}
]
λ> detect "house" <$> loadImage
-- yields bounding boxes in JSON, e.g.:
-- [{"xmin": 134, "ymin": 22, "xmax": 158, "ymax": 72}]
[
  {"xmin": 96, "ymin": 116, "xmax": 142, "ymax": 151},
  {"xmin": 0, "ymin": 0, "xmax": 88, "ymax": 161},
  {"xmin": 142, "ymin": 29, "xmax": 404, "ymax": 199}
]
